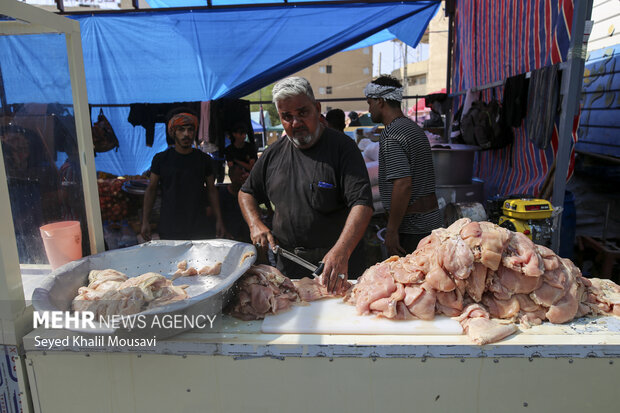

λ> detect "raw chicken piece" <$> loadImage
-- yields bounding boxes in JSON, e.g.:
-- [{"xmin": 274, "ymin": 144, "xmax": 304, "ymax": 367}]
[
  {"xmin": 465, "ymin": 263, "xmax": 487, "ymax": 302},
  {"xmin": 502, "ymin": 233, "xmax": 545, "ymax": 277},
  {"xmin": 439, "ymin": 237, "xmax": 474, "ymax": 280},
  {"xmin": 177, "ymin": 260, "xmax": 188, "ymax": 271},
  {"xmin": 496, "ymin": 265, "xmax": 543, "ymax": 294},
  {"xmin": 390, "ymin": 259, "xmax": 424, "ymax": 284},
  {"xmin": 478, "ymin": 222, "xmax": 511, "ymax": 271},
  {"xmin": 198, "ymin": 262, "xmax": 222, "ymax": 275},
  {"xmin": 228, "ymin": 265, "xmax": 300, "ymax": 320},
  {"xmin": 586, "ymin": 278, "xmax": 620, "ymax": 316},
  {"xmin": 172, "ymin": 266, "xmax": 198, "ymax": 280},
  {"xmin": 349, "ymin": 263, "xmax": 397, "ymax": 315},
  {"xmin": 72, "ymin": 269, "xmax": 188, "ymax": 317},
  {"xmin": 457, "ymin": 303, "xmax": 518, "ymax": 344},
  {"xmin": 294, "ymin": 277, "xmax": 352, "ymax": 302},
  {"xmin": 406, "ymin": 283, "xmax": 436, "ymax": 320},
  {"xmin": 545, "ymin": 281, "xmax": 579, "ymax": 323},
  {"xmin": 425, "ymin": 254, "xmax": 456, "ymax": 292},
  {"xmin": 536, "ymin": 245, "xmax": 560, "ymax": 271},
  {"xmin": 461, "ymin": 317, "xmax": 518, "ymax": 345}
]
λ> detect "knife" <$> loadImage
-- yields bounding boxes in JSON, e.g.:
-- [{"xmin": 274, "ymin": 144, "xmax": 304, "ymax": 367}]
[{"xmin": 273, "ymin": 245, "xmax": 324, "ymax": 278}]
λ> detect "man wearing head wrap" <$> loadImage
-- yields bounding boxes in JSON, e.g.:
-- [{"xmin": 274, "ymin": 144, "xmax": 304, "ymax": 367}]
[
  {"xmin": 239, "ymin": 77, "xmax": 374, "ymax": 294},
  {"xmin": 141, "ymin": 112, "xmax": 227, "ymax": 241},
  {"xmin": 365, "ymin": 75, "xmax": 441, "ymax": 256}
]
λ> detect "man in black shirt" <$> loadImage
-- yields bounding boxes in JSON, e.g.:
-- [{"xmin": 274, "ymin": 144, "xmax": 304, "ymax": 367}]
[
  {"xmin": 141, "ymin": 113, "xmax": 226, "ymax": 241},
  {"xmin": 224, "ymin": 123, "xmax": 258, "ymax": 172},
  {"xmin": 239, "ymin": 77, "xmax": 373, "ymax": 293}
]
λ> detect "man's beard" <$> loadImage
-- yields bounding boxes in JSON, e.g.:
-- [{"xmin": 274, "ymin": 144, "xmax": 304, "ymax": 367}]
[{"xmin": 288, "ymin": 126, "xmax": 321, "ymax": 148}]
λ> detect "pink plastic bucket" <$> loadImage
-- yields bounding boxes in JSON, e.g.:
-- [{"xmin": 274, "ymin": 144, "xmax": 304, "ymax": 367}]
[{"xmin": 39, "ymin": 221, "xmax": 82, "ymax": 270}]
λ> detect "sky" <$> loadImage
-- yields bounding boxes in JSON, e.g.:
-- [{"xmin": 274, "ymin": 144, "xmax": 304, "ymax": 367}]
[{"xmin": 372, "ymin": 40, "xmax": 430, "ymax": 77}]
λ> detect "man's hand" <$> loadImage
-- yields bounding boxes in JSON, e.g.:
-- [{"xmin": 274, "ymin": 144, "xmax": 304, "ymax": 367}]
[
  {"xmin": 384, "ymin": 228, "xmax": 406, "ymax": 257},
  {"xmin": 320, "ymin": 246, "xmax": 349, "ymax": 294},
  {"xmin": 250, "ymin": 220, "xmax": 276, "ymax": 251},
  {"xmin": 140, "ymin": 221, "xmax": 152, "ymax": 242}
]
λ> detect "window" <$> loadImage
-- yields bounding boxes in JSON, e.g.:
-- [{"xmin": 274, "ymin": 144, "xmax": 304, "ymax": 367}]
[
  {"xmin": 319, "ymin": 66, "xmax": 325, "ymax": 74},
  {"xmin": 408, "ymin": 74, "xmax": 427, "ymax": 85},
  {"xmin": 363, "ymin": 47, "xmax": 370, "ymax": 55},
  {"xmin": 363, "ymin": 67, "xmax": 370, "ymax": 75},
  {"xmin": 326, "ymin": 86, "xmax": 332, "ymax": 94},
  {"xmin": 318, "ymin": 87, "xmax": 326, "ymax": 94},
  {"xmin": 326, "ymin": 65, "xmax": 332, "ymax": 74}
]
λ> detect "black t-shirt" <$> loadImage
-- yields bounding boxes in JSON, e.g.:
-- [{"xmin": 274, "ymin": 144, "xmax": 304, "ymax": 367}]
[
  {"xmin": 218, "ymin": 185, "xmax": 251, "ymax": 243},
  {"xmin": 224, "ymin": 142, "xmax": 257, "ymax": 166},
  {"xmin": 241, "ymin": 127, "xmax": 373, "ymax": 249},
  {"xmin": 151, "ymin": 148, "xmax": 214, "ymax": 240}
]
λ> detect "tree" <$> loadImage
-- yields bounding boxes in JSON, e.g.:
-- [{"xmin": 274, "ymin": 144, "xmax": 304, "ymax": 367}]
[{"xmin": 243, "ymin": 84, "xmax": 280, "ymax": 126}]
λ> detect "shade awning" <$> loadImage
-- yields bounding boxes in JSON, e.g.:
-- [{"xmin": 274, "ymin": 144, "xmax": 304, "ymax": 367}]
[{"xmin": 0, "ymin": 1, "xmax": 440, "ymax": 105}]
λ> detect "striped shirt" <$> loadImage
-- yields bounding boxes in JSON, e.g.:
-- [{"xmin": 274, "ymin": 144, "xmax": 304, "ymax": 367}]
[{"xmin": 378, "ymin": 117, "xmax": 442, "ymax": 234}]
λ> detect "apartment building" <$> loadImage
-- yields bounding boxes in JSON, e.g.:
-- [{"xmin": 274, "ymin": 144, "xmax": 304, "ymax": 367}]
[
  {"xmin": 290, "ymin": 47, "xmax": 374, "ymax": 113},
  {"xmin": 391, "ymin": 3, "xmax": 449, "ymax": 105}
]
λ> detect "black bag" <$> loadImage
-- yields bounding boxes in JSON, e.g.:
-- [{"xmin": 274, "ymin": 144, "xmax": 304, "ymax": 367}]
[
  {"xmin": 460, "ymin": 94, "xmax": 513, "ymax": 150},
  {"xmin": 92, "ymin": 108, "xmax": 119, "ymax": 153}
]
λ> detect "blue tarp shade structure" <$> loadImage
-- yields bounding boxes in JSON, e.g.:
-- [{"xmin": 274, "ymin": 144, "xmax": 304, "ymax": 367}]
[
  {"xmin": 0, "ymin": 1, "xmax": 439, "ymax": 175},
  {"xmin": 146, "ymin": 0, "xmax": 412, "ymax": 53},
  {"xmin": 0, "ymin": 1, "xmax": 439, "ymax": 104}
]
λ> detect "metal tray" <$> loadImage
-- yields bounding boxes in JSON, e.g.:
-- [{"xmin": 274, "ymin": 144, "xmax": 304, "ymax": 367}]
[{"xmin": 32, "ymin": 239, "xmax": 256, "ymax": 339}]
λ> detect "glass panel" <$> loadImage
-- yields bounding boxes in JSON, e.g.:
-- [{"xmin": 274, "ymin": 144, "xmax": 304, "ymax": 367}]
[{"xmin": 0, "ymin": 33, "xmax": 91, "ymax": 269}]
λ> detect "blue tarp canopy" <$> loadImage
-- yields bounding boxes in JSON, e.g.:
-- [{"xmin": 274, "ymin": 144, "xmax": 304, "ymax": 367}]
[
  {"xmin": 0, "ymin": 1, "xmax": 440, "ymax": 175},
  {"xmin": 1, "ymin": 1, "xmax": 439, "ymax": 104}
]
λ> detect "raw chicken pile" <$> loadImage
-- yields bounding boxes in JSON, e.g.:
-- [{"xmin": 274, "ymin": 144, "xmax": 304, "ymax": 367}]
[
  {"xmin": 228, "ymin": 264, "xmax": 301, "ymax": 320},
  {"xmin": 72, "ymin": 269, "xmax": 188, "ymax": 318},
  {"xmin": 345, "ymin": 218, "xmax": 620, "ymax": 344}
]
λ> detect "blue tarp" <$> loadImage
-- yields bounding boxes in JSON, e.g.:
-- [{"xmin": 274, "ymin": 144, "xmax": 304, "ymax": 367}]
[
  {"xmin": 577, "ymin": 44, "xmax": 620, "ymax": 158},
  {"xmin": 0, "ymin": 1, "xmax": 440, "ymax": 175},
  {"xmin": 0, "ymin": 2, "xmax": 439, "ymax": 104}
]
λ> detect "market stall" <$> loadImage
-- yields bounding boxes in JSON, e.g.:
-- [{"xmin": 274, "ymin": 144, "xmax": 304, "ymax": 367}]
[{"xmin": 2, "ymin": 1, "xmax": 620, "ymax": 413}]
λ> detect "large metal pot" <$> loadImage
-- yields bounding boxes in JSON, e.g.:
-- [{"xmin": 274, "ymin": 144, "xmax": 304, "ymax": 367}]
[{"xmin": 432, "ymin": 144, "xmax": 480, "ymax": 185}]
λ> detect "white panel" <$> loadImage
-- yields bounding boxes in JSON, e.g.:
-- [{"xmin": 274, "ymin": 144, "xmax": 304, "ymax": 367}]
[{"xmin": 25, "ymin": 352, "xmax": 620, "ymax": 413}]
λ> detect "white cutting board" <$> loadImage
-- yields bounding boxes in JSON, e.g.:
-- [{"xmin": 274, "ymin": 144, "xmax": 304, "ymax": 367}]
[{"xmin": 261, "ymin": 298, "xmax": 463, "ymax": 335}]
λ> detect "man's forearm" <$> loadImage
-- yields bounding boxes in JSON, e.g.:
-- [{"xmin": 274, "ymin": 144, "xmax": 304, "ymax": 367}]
[
  {"xmin": 387, "ymin": 177, "xmax": 412, "ymax": 233},
  {"xmin": 332, "ymin": 204, "xmax": 373, "ymax": 257},
  {"xmin": 142, "ymin": 187, "xmax": 157, "ymax": 224},
  {"xmin": 238, "ymin": 191, "xmax": 263, "ymax": 228}
]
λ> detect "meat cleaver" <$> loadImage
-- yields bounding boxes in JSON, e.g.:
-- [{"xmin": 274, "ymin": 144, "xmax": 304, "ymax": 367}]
[{"xmin": 273, "ymin": 245, "xmax": 324, "ymax": 278}]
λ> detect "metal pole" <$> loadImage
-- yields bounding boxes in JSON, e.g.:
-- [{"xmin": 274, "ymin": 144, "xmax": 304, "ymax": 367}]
[
  {"xmin": 443, "ymin": 0, "xmax": 455, "ymax": 143},
  {"xmin": 65, "ymin": 27, "xmax": 106, "ymax": 254},
  {"xmin": 0, "ymin": 63, "xmax": 8, "ymax": 116},
  {"xmin": 403, "ymin": 42, "xmax": 408, "ymax": 115},
  {"xmin": 550, "ymin": 0, "xmax": 594, "ymax": 252}
]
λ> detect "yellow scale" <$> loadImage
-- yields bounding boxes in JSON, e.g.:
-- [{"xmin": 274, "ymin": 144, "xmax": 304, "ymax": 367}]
[{"xmin": 498, "ymin": 198, "xmax": 554, "ymax": 244}]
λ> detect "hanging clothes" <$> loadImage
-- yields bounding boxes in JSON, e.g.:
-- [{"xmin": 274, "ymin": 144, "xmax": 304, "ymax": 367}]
[
  {"xmin": 526, "ymin": 65, "xmax": 561, "ymax": 150},
  {"xmin": 127, "ymin": 102, "xmax": 201, "ymax": 147},
  {"xmin": 198, "ymin": 101, "xmax": 211, "ymax": 143},
  {"xmin": 502, "ymin": 73, "xmax": 530, "ymax": 128},
  {"xmin": 208, "ymin": 98, "xmax": 254, "ymax": 153}
]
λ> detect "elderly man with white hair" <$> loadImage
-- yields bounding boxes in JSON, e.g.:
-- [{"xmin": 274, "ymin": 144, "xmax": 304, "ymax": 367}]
[
  {"xmin": 364, "ymin": 75, "xmax": 441, "ymax": 257},
  {"xmin": 239, "ymin": 77, "xmax": 373, "ymax": 293}
]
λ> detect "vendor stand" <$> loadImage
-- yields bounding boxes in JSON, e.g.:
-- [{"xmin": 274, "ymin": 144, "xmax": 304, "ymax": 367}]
[
  {"xmin": 20, "ymin": 316, "xmax": 620, "ymax": 412},
  {"xmin": 2, "ymin": 2, "xmax": 619, "ymax": 413}
]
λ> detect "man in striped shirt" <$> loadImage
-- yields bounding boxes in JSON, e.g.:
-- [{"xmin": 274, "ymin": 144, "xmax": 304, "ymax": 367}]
[{"xmin": 365, "ymin": 76, "xmax": 442, "ymax": 256}]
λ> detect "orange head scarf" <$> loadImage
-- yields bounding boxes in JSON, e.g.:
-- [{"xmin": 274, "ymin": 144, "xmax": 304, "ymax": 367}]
[{"xmin": 167, "ymin": 113, "xmax": 198, "ymax": 137}]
